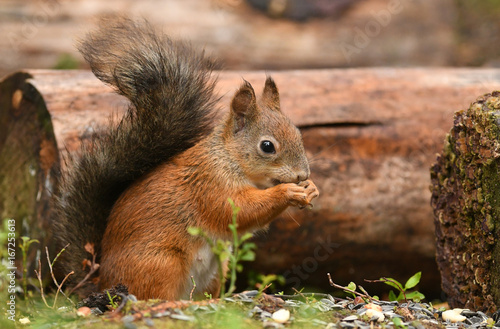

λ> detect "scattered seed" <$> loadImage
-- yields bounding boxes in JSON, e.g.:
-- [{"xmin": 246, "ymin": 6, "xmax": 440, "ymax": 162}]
[{"xmin": 343, "ymin": 315, "xmax": 359, "ymax": 321}]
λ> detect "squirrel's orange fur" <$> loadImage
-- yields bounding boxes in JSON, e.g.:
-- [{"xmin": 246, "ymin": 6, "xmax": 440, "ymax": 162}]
[{"xmin": 54, "ymin": 18, "xmax": 318, "ymax": 300}]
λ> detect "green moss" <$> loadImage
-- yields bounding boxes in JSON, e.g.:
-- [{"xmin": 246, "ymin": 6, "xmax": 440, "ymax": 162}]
[{"xmin": 53, "ymin": 53, "xmax": 80, "ymax": 70}]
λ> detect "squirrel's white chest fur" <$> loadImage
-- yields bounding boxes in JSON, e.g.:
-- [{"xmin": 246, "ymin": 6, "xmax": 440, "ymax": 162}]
[{"xmin": 182, "ymin": 242, "xmax": 221, "ymax": 299}]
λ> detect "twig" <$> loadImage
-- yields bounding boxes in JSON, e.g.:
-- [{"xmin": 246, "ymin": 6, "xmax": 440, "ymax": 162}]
[
  {"xmin": 255, "ymin": 282, "xmax": 273, "ymax": 300},
  {"xmin": 45, "ymin": 246, "xmax": 75, "ymax": 306},
  {"xmin": 68, "ymin": 247, "xmax": 99, "ymax": 295},
  {"xmin": 364, "ymin": 277, "xmax": 408, "ymax": 303},
  {"xmin": 190, "ymin": 276, "xmax": 196, "ymax": 301},
  {"xmin": 114, "ymin": 293, "xmax": 129, "ymax": 313},
  {"xmin": 51, "ymin": 243, "xmax": 68, "ymax": 267},
  {"xmin": 327, "ymin": 273, "xmax": 374, "ymax": 302},
  {"xmin": 34, "ymin": 260, "xmax": 50, "ymax": 308},
  {"xmin": 292, "ymin": 287, "xmax": 307, "ymax": 300},
  {"xmin": 358, "ymin": 285, "xmax": 373, "ymax": 299},
  {"xmin": 35, "ymin": 257, "xmax": 74, "ymax": 309},
  {"xmin": 54, "ymin": 271, "xmax": 75, "ymax": 307},
  {"xmin": 262, "ymin": 283, "xmax": 273, "ymax": 293}
]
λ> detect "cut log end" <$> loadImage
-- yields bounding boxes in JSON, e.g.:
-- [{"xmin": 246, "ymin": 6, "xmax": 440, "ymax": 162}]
[{"xmin": 0, "ymin": 71, "xmax": 59, "ymax": 276}]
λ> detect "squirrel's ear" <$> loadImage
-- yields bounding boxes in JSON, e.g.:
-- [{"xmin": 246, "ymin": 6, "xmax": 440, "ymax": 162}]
[
  {"xmin": 262, "ymin": 76, "xmax": 280, "ymax": 110},
  {"xmin": 230, "ymin": 80, "xmax": 257, "ymax": 132}
]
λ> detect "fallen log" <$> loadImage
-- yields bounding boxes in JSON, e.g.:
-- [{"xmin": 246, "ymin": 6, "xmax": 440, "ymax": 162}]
[
  {"xmin": 1, "ymin": 68, "xmax": 499, "ymax": 298},
  {"xmin": 431, "ymin": 92, "xmax": 500, "ymax": 313}
]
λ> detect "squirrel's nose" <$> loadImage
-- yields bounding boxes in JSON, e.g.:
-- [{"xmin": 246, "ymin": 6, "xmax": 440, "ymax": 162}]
[{"xmin": 296, "ymin": 170, "xmax": 309, "ymax": 183}]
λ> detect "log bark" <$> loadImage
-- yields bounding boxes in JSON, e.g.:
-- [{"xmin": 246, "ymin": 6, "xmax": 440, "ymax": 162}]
[
  {"xmin": 1, "ymin": 68, "xmax": 500, "ymax": 299},
  {"xmin": 0, "ymin": 0, "xmax": 456, "ymax": 76},
  {"xmin": 431, "ymin": 92, "xmax": 500, "ymax": 313}
]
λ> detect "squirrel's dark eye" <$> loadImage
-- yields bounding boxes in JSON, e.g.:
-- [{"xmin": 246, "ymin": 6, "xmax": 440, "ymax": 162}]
[{"xmin": 260, "ymin": 140, "xmax": 276, "ymax": 154}]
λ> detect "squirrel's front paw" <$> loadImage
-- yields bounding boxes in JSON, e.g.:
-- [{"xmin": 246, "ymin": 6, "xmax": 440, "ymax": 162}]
[{"xmin": 284, "ymin": 179, "xmax": 319, "ymax": 209}]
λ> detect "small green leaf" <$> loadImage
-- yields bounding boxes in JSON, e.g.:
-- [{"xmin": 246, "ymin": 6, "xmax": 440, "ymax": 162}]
[
  {"xmin": 242, "ymin": 242, "xmax": 256, "ymax": 251},
  {"xmin": 240, "ymin": 232, "xmax": 253, "ymax": 242},
  {"xmin": 388, "ymin": 290, "xmax": 398, "ymax": 302},
  {"xmin": 347, "ymin": 282, "xmax": 356, "ymax": 291},
  {"xmin": 187, "ymin": 227, "xmax": 201, "ymax": 236},
  {"xmin": 19, "ymin": 237, "xmax": 39, "ymax": 251},
  {"xmin": 405, "ymin": 291, "xmax": 425, "ymax": 302},
  {"xmin": 404, "ymin": 272, "xmax": 421, "ymax": 290},
  {"xmin": 239, "ymin": 251, "xmax": 255, "ymax": 262},
  {"xmin": 228, "ymin": 198, "xmax": 241, "ymax": 216},
  {"xmin": 392, "ymin": 317, "xmax": 406, "ymax": 328},
  {"xmin": 396, "ymin": 291, "xmax": 405, "ymax": 302},
  {"xmin": 219, "ymin": 251, "xmax": 230, "ymax": 262}
]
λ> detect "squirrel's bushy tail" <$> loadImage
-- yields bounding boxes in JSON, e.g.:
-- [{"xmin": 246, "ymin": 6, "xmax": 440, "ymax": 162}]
[{"xmin": 54, "ymin": 18, "xmax": 219, "ymax": 289}]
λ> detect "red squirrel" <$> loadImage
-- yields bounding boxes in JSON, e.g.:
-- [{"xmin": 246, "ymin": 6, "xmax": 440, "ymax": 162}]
[{"xmin": 54, "ymin": 18, "xmax": 319, "ymax": 300}]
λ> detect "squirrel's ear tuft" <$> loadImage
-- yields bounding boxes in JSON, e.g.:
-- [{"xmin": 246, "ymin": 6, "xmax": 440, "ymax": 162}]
[
  {"xmin": 231, "ymin": 80, "xmax": 257, "ymax": 132},
  {"xmin": 262, "ymin": 76, "xmax": 280, "ymax": 110}
]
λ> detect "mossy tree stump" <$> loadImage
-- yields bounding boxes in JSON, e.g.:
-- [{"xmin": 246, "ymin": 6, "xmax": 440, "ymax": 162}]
[{"xmin": 431, "ymin": 91, "xmax": 500, "ymax": 313}]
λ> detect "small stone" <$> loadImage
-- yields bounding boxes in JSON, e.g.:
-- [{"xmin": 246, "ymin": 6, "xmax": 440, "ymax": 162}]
[
  {"xmin": 442, "ymin": 309, "xmax": 467, "ymax": 323},
  {"xmin": 365, "ymin": 308, "xmax": 385, "ymax": 322},
  {"xmin": 272, "ymin": 309, "xmax": 290, "ymax": 323},
  {"xmin": 77, "ymin": 306, "xmax": 92, "ymax": 317}
]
